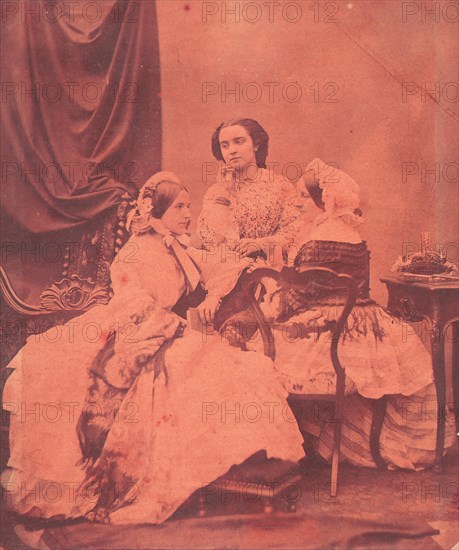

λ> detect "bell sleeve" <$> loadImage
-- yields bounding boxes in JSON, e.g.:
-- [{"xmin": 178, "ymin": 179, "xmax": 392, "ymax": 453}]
[
  {"xmin": 187, "ymin": 246, "xmax": 253, "ymax": 302},
  {"xmin": 109, "ymin": 247, "xmax": 158, "ymax": 324},
  {"xmin": 99, "ymin": 242, "xmax": 184, "ymax": 388},
  {"xmin": 274, "ymin": 176, "xmax": 301, "ymax": 247},
  {"xmin": 197, "ymin": 183, "xmax": 233, "ymax": 250}
]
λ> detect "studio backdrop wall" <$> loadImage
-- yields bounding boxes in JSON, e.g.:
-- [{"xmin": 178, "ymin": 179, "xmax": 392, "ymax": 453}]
[{"xmin": 1, "ymin": 0, "xmax": 161, "ymax": 299}]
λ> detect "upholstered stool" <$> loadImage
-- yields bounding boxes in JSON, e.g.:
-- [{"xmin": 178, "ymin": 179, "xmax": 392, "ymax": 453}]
[{"xmin": 199, "ymin": 456, "xmax": 302, "ymax": 516}]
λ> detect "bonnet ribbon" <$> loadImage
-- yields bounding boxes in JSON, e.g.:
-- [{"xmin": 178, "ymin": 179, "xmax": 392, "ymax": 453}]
[
  {"xmin": 168, "ymin": 237, "xmax": 201, "ymax": 293},
  {"xmin": 126, "ymin": 208, "xmax": 201, "ymax": 293}
]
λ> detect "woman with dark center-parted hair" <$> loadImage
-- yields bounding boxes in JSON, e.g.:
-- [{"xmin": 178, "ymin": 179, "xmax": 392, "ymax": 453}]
[{"xmin": 198, "ymin": 118, "xmax": 300, "ymax": 263}]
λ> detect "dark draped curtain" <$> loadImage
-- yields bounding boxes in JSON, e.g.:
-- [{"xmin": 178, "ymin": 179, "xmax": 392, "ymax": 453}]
[{"xmin": 1, "ymin": 0, "xmax": 161, "ymax": 233}]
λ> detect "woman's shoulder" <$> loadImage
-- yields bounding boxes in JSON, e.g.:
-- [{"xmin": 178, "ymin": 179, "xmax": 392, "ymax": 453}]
[
  {"xmin": 299, "ymin": 239, "xmax": 368, "ymax": 250},
  {"xmin": 295, "ymin": 239, "xmax": 369, "ymax": 265},
  {"xmin": 298, "ymin": 239, "xmax": 368, "ymax": 252},
  {"xmin": 308, "ymin": 216, "xmax": 363, "ymax": 244},
  {"xmin": 110, "ymin": 233, "xmax": 174, "ymax": 297},
  {"xmin": 256, "ymin": 170, "xmax": 296, "ymax": 199},
  {"xmin": 115, "ymin": 233, "xmax": 167, "ymax": 264},
  {"xmin": 259, "ymin": 169, "xmax": 294, "ymax": 186},
  {"xmin": 202, "ymin": 181, "xmax": 228, "ymax": 200}
]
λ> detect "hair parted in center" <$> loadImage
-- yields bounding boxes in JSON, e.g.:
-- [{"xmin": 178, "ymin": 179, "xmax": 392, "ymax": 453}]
[{"xmin": 211, "ymin": 118, "xmax": 269, "ymax": 169}]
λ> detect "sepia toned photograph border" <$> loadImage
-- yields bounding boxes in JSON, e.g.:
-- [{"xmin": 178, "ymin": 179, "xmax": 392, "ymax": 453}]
[{"xmin": 1, "ymin": 1, "xmax": 458, "ymax": 549}]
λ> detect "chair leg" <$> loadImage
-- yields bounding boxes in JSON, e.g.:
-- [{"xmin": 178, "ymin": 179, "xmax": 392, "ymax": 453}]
[
  {"xmin": 287, "ymin": 501, "xmax": 297, "ymax": 513},
  {"xmin": 370, "ymin": 397, "xmax": 388, "ymax": 470},
  {"xmin": 330, "ymin": 417, "xmax": 341, "ymax": 498},
  {"xmin": 263, "ymin": 497, "xmax": 274, "ymax": 513},
  {"xmin": 198, "ymin": 492, "xmax": 207, "ymax": 517}
]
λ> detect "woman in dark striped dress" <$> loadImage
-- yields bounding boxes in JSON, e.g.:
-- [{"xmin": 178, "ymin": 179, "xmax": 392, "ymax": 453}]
[{"xmin": 253, "ymin": 159, "xmax": 456, "ymax": 470}]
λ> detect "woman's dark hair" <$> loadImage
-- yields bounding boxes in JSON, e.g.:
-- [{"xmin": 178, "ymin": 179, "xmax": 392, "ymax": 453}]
[
  {"xmin": 211, "ymin": 118, "xmax": 269, "ymax": 168},
  {"xmin": 304, "ymin": 178, "xmax": 325, "ymax": 210},
  {"xmin": 142, "ymin": 180, "xmax": 188, "ymax": 219},
  {"xmin": 304, "ymin": 176, "xmax": 362, "ymax": 217}
]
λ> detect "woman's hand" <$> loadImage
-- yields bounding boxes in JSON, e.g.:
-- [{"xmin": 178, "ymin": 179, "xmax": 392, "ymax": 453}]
[
  {"xmin": 220, "ymin": 309, "xmax": 259, "ymax": 349},
  {"xmin": 198, "ymin": 295, "xmax": 222, "ymax": 325},
  {"xmin": 221, "ymin": 164, "xmax": 236, "ymax": 193},
  {"xmin": 229, "ymin": 238, "xmax": 264, "ymax": 258}
]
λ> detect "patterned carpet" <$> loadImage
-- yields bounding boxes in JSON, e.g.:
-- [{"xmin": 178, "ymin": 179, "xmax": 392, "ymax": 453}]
[{"xmin": 1, "ymin": 445, "xmax": 457, "ymax": 550}]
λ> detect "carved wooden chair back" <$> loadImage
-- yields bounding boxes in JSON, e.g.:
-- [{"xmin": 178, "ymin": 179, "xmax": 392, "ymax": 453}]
[
  {"xmin": 0, "ymin": 193, "xmax": 133, "ymax": 367},
  {"xmin": 240, "ymin": 265, "xmax": 358, "ymax": 497}
]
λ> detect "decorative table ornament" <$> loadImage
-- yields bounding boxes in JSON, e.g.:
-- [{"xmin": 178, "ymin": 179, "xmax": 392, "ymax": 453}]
[{"xmin": 391, "ymin": 232, "xmax": 458, "ymax": 283}]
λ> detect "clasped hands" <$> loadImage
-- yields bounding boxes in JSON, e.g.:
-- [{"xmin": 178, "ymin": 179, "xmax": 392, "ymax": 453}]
[
  {"xmin": 226, "ymin": 237, "xmax": 266, "ymax": 258},
  {"xmin": 197, "ymin": 294, "xmax": 221, "ymax": 325}
]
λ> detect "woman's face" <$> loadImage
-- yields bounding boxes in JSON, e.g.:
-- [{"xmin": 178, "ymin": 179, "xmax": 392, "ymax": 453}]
[
  {"xmin": 218, "ymin": 125, "xmax": 258, "ymax": 174},
  {"xmin": 161, "ymin": 190, "xmax": 191, "ymax": 235},
  {"xmin": 295, "ymin": 175, "xmax": 324, "ymax": 222}
]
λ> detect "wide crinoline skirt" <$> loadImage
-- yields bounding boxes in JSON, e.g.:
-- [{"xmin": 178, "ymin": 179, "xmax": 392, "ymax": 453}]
[{"xmin": 256, "ymin": 303, "xmax": 434, "ymax": 399}]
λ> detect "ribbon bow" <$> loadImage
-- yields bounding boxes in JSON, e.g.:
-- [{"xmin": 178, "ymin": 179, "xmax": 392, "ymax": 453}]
[{"xmin": 127, "ymin": 211, "xmax": 200, "ymax": 292}]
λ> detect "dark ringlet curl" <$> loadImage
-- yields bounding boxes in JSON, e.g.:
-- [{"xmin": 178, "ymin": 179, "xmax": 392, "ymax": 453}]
[
  {"xmin": 303, "ymin": 176, "xmax": 363, "ymax": 217},
  {"xmin": 211, "ymin": 118, "xmax": 269, "ymax": 169},
  {"xmin": 142, "ymin": 180, "xmax": 188, "ymax": 219},
  {"xmin": 304, "ymin": 178, "xmax": 325, "ymax": 210}
]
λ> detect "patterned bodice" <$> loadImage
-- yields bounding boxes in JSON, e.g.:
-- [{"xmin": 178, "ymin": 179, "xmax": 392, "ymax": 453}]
[
  {"xmin": 275, "ymin": 240, "xmax": 372, "ymax": 322},
  {"xmin": 229, "ymin": 175, "xmax": 295, "ymax": 239},
  {"xmin": 198, "ymin": 170, "xmax": 299, "ymax": 249},
  {"xmin": 294, "ymin": 240, "xmax": 371, "ymax": 300}
]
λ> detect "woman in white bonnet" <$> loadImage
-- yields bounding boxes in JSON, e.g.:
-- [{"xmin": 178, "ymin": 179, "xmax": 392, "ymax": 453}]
[
  {"xmin": 2, "ymin": 171, "xmax": 304, "ymax": 525},
  {"xmin": 284, "ymin": 158, "xmax": 362, "ymax": 263},
  {"xmin": 254, "ymin": 159, "xmax": 456, "ymax": 470}
]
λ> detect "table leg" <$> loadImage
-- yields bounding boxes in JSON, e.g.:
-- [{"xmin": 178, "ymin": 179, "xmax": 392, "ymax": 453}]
[
  {"xmin": 430, "ymin": 317, "xmax": 446, "ymax": 472},
  {"xmin": 452, "ymin": 321, "xmax": 459, "ymax": 439}
]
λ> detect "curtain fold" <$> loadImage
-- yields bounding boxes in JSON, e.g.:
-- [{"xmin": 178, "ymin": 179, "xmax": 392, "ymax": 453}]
[{"xmin": 1, "ymin": 0, "xmax": 161, "ymax": 233}]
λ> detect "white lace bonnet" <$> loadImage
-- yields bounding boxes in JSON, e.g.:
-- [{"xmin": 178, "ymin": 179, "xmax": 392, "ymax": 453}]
[
  {"xmin": 126, "ymin": 171, "xmax": 183, "ymax": 236},
  {"xmin": 304, "ymin": 158, "xmax": 363, "ymax": 226}
]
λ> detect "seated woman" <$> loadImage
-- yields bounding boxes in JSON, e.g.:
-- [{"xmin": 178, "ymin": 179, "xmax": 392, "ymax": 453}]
[
  {"xmin": 246, "ymin": 159, "xmax": 456, "ymax": 470},
  {"xmin": 198, "ymin": 118, "xmax": 299, "ymax": 261},
  {"xmin": 1, "ymin": 172, "xmax": 304, "ymax": 525}
]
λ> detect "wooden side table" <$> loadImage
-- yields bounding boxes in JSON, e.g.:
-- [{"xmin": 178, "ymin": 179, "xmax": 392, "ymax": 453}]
[{"xmin": 380, "ymin": 276, "xmax": 459, "ymax": 471}]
